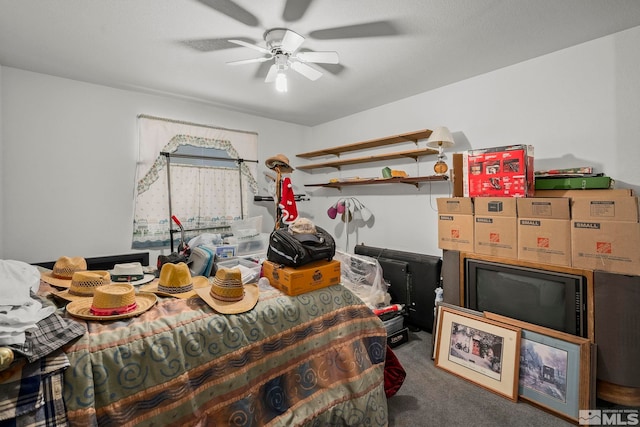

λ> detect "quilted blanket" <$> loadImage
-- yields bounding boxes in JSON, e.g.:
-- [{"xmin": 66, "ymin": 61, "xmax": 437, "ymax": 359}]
[{"xmin": 60, "ymin": 284, "xmax": 388, "ymax": 426}]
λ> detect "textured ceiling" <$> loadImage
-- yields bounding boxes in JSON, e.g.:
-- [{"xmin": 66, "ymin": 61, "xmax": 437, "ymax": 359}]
[{"xmin": 1, "ymin": 0, "xmax": 640, "ymax": 126}]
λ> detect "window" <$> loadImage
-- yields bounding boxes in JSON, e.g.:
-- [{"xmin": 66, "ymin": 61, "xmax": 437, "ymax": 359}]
[{"xmin": 132, "ymin": 116, "xmax": 258, "ymax": 249}]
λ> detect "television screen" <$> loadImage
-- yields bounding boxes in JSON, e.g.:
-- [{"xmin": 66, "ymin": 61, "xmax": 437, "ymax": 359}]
[
  {"xmin": 354, "ymin": 245, "xmax": 442, "ymax": 332},
  {"xmin": 465, "ymin": 259, "xmax": 587, "ymax": 337}
]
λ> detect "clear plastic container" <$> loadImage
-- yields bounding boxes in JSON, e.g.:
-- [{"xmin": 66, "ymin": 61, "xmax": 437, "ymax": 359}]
[
  {"xmin": 383, "ymin": 315, "xmax": 405, "ymax": 335},
  {"xmin": 227, "ymin": 233, "xmax": 269, "ymax": 256},
  {"xmin": 217, "ymin": 258, "xmax": 262, "ymax": 284}
]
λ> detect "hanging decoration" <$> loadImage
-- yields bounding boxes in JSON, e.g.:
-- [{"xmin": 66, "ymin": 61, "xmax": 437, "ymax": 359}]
[
  {"xmin": 279, "ymin": 176, "xmax": 299, "ymax": 224},
  {"xmin": 326, "ymin": 197, "xmax": 374, "ymax": 252}
]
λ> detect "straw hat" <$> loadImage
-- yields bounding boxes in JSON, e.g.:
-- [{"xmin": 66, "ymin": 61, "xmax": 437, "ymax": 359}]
[
  {"xmin": 195, "ymin": 267, "xmax": 259, "ymax": 314},
  {"xmin": 288, "ymin": 217, "xmax": 317, "ymax": 234},
  {"xmin": 139, "ymin": 262, "xmax": 209, "ymax": 299},
  {"xmin": 109, "ymin": 262, "xmax": 155, "ymax": 286},
  {"xmin": 265, "ymin": 154, "xmax": 294, "ymax": 173},
  {"xmin": 53, "ymin": 270, "xmax": 111, "ymax": 302},
  {"xmin": 41, "ymin": 256, "xmax": 87, "ymax": 288},
  {"xmin": 66, "ymin": 283, "xmax": 157, "ymax": 321}
]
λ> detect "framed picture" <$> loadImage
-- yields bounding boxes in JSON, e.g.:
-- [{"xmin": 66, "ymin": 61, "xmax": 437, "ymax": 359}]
[
  {"xmin": 432, "ymin": 303, "xmax": 484, "ymax": 360},
  {"xmin": 484, "ymin": 311, "xmax": 595, "ymax": 423},
  {"xmin": 435, "ymin": 306, "xmax": 521, "ymax": 401}
]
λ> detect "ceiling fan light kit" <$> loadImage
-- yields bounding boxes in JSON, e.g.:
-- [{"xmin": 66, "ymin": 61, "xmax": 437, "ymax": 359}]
[
  {"xmin": 275, "ymin": 71, "xmax": 288, "ymax": 93},
  {"xmin": 228, "ymin": 28, "xmax": 339, "ymax": 92}
]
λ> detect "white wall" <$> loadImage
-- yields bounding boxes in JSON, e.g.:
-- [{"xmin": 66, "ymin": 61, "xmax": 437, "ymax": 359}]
[
  {"xmin": 303, "ymin": 26, "xmax": 640, "ymax": 256},
  {"xmin": 2, "ymin": 26, "xmax": 639, "ymax": 263},
  {"xmin": 0, "ymin": 65, "xmax": 3, "ymax": 254},
  {"xmin": 0, "ymin": 68, "xmax": 307, "ymax": 263}
]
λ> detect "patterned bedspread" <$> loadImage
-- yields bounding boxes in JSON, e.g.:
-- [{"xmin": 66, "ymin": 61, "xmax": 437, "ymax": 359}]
[{"xmin": 59, "ymin": 283, "xmax": 388, "ymax": 427}]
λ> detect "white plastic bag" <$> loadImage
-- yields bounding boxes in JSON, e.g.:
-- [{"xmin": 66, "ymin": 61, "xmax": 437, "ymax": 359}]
[{"xmin": 334, "ymin": 250, "xmax": 391, "ymax": 308}]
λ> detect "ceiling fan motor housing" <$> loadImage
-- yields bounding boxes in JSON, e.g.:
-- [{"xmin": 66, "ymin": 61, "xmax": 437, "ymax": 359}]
[{"xmin": 265, "ymin": 28, "xmax": 298, "ymax": 52}]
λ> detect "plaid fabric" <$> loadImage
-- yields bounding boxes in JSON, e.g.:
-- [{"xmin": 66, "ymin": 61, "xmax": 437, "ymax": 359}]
[
  {"xmin": 9, "ymin": 312, "xmax": 85, "ymax": 363},
  {"xmin": 0, "ymin": 351, "xmax": 69, "ymax": 427}
]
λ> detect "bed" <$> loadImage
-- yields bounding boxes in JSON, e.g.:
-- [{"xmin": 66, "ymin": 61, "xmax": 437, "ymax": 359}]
[{"xmin": 28, "ymin": 277, "xmax": 388, "ymax": 427}]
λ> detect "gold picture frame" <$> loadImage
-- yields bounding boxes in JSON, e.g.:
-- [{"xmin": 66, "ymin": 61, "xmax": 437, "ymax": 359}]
[
  {"xmin": 435, "ymin": 306, "xmax": 521, "ymax": 401},
  {"xmin": 432, "ymin": 302, "xmax": 484, "ymax": 360},
  {"xmin": 484, "ymin": 311, "xmax": 596, "ymax": 423}
]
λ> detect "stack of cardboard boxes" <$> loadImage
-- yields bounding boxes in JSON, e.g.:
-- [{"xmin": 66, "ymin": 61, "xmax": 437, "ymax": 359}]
[{"xmin": 437, "ymin": 190, "xmax": 640, "ymax": 275}]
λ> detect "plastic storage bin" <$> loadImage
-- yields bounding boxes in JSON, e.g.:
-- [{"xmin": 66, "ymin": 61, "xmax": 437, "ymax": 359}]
[
  {"xmin": 216, "ymin": 258, "xmax": 262, "ymax": 284},
  {"xmin": 383, "ymin": 315, "xmax": 405, "ymax": 335},
  {"xmin": 230, "ymin": 233, "xmax": 269, "ymax": 256}
]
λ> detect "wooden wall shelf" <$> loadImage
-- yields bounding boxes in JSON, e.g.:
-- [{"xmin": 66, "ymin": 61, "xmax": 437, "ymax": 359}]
[
  {"xmin": 305, "ymin": 175, "xmax": 448, "ymax": 189},
  {"xmin": 296, "ymin": 129, "xmax": 433, "ymax": 159},
  {"xmin": 296, "ymin": 147, "xmax": 439, "ymax": 171}
]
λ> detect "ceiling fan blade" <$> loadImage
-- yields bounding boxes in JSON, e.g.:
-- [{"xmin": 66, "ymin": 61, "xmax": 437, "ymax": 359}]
[
  {"xmin": 227, "ymin": 56, "xmax": 272, "ymax": 66},
  {"xmin": 196, "ymin": 0, "xmax": 259, "ymax": 27},
  {"xmin": 282, "ymin": 0, "xmax": 313, "ymax": 22},
  {"xmin": 265, "ymin": 64, "xmax": 278, "ymax": 83},
  {"xmin": 309, "ymin": 20, "xmax": 399, "ymax": 40},
  {"xmin": 280, "ymin": 30, "xmax": 305, "ymax": 53},
  {"xmin": 290, "ymin": 61, "xmax": 323, "ymax": 81},
  {"xmin": 296, "ymin": 51, "xmax": 339, "ymax": 64},
  {"xmin": 180, "ymin": 38, "xmax": 251, "ymax": 53},
  {"xmin": 229, "ymin": 39, "xmax": 270, "ymax": 55}
]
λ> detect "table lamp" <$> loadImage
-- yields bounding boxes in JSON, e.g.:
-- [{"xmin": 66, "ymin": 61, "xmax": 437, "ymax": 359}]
[{"xmin": 426, "ymin": 126, "xmax": 455, "ymax": 175}]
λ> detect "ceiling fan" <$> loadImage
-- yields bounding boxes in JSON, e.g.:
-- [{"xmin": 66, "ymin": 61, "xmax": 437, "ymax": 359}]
[{"xmin": 227, "ymin": 28, "xmax": 339, "ymax": 92}]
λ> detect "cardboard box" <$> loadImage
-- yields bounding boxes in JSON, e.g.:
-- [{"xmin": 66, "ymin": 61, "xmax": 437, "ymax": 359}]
[
  {"xmin": 452, "ymin": 153, "xmax": 465, "ymax": 197},
  {"xmin": 463, "ymin": 145, "xmax": 534, "ymax": 198},
  {"xmin": 261, "ymin": 259, "xmax": 341, "ymax": 296},
  {"xmin": 571, "ymin": 197, "xmax": 639, "ymax": 222},
  {"xmin": 516, "ymin": 197, "xmax": 571, "ymax": 220},
  {"xmin": 474, "ymin": 197, "xmax": 517, "ymax": 217},
  {"xmin": 437, "ymin": 197, "xmax": 474, "ymax": 214},
  {"xmin": 474, "ymin": 198, "xmax": 518, "ymax": 259},
  {"xmin": 516, "ymin": 198, "xmax": 572, "ymax": 266},
  {"xmin": 437, "ymin": 198, "xmax": 474, "ymax": 252},
  {"xmin": 534, "ymin": 176, "xmax": 612, "ymax": 190},
  {"xmin": 518, "ymin": 219, "xmax": 571, "ymax": 266},
  {"xmin": 571, "ymin": 220, "xmax": 640, "ymax": 276}
]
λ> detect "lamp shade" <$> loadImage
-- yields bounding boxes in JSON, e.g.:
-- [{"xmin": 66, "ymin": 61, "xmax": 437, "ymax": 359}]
[{"xmin": 426, "ymin": 127, "xmax": 455, "ymax": 149}]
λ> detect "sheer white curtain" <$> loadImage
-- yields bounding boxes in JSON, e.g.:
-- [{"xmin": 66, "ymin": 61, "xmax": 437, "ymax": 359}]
[{"xmin": 132, "ymin": 116, "xmax": 258, "ymax": 249}]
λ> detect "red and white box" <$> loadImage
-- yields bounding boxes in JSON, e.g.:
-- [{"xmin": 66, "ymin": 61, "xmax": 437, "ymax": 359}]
[{"xmin": 463, "ymin": 144, "xmax": 535, "ymax": 198}]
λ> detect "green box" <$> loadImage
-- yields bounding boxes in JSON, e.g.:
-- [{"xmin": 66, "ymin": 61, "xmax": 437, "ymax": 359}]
[{"xmin": 534, "ymin": 176, "xmax": 612, "ymax": 190}]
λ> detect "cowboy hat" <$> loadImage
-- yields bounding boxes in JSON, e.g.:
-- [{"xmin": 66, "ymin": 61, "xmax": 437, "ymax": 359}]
[
  {"xmin": 109, "ymin": 262, "xmax": 155, "ymax": 286},
  {"xmin": 139, "ymin": 262, "xmax": 209, "ymax": 299},
  {"xmin": 195, "ymin": 267, "xmax": 259, "ymax": 314},
  {"xmin": 53, "ymin": 270, "xmax": 111, "ymax": 302},
  {"xmin": 66, "ymin": 283, "xmax": 157, "ymax": 321},
  {"xmin": 265, "ymin": 154, "xmax": 294, "ymax": 173},
  {"xmin": 40, "ymin": 256, "xmax": 87, "ymax": 288}
]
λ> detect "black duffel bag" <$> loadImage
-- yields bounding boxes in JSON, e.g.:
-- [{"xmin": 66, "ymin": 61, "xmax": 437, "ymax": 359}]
[{"xmin": 267, "ymin": 220, "xmax": 336, "ymax": 268}]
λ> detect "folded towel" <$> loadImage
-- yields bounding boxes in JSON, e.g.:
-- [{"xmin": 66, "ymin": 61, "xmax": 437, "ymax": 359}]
[
  {"xmin": 0, "ymin": 260, "xmax": 41, "ymax": 306},
  {"xmin": 0, "ymin": 300, "xmax": 56, "ymax": 346}
]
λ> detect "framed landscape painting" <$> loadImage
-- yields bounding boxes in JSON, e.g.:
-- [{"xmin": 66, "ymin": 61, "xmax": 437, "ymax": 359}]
[
  {"xmin": 484, "ymin": 311, "xmax": 595, "ymax": 423},
  {"xmin": 435, "ymin": 306, "xmax": 521, "ymax": 401}
]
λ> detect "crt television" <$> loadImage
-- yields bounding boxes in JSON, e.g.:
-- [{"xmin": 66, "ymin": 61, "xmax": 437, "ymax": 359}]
[{"xmin": 464, "ymin": 258, "xmax": 587, "ymax": 338}]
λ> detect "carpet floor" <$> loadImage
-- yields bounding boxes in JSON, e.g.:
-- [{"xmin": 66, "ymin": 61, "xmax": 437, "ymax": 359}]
[{"xmin": 386, "ymin": 328, "xmax": 636, "ymax": 426}]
